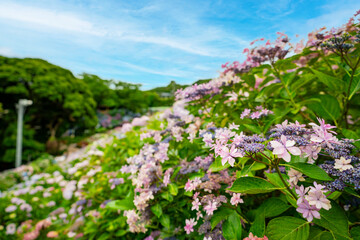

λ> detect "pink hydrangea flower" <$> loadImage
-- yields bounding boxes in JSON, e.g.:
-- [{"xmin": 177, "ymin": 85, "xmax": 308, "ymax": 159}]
[
  {"xmin": 270, "ymin": 135, "xmax": 301, "ymax": 162},
  {"xmin": 191, "ymin": 198, "xmax": 201, "ymax": 211},
  {"xmin": 305, "ymin": 182, "xmax": 331, "ymax": 210},
  {"xmin": 287, "ymin": 168, "xmax": 305, "ymax": 187},
  {"xmin": 244, "ymin": 233, "xmax": 269, "ymax": 240},
  {"xmin": 229, "ymin": 122, "xmax": 239, "ymax": 130},
  {"xmin": 230, "ymin": 193, "xmax": 244, "ymax": 206},
  {"xmin": 204, "ymin": 201, "xmax": 218, "ymax": 216},
  {"xmin": 296, "ymin": 200, "xmax": 320, "ymax": 222},
  {"xmin": 184, "ymin": 218, "xmax": 197, "ymax": 234},
  {"xmin": 219, "ymin": 145, "xmax": 243, "ymax": 166}
]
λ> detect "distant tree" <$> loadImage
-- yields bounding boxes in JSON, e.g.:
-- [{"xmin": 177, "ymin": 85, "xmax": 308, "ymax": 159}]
[
  {"xmin": 80, "ymin": 73, "xmax": 117, "ymax": 109},
  {"xmin": 0, "ymin": 56, "xmax": 97, "ymax": 155},
  {"xmin": 114, "ymin": 81, "xmax": 148, "ymax": 112}
]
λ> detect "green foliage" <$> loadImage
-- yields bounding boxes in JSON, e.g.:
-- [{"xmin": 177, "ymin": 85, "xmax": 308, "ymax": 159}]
[
  {"xmin": 283, "ymin": 163, "xmax": 333, "ymax": 181},
  {"xmin": 230, "ymin": 177, "xmax": 279, "ymax": 194},
  {"xmin": 266, "ymin": 216, "xmax": 310, "ymax": 240}
]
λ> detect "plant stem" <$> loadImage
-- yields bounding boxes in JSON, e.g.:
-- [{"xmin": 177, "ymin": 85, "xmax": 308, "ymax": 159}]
[
  {"xmin": 274, "ymin": 163, "xmax": 297, "ymax": 199},
  {"xmin": 341, "ymin": 56, "xmax": 360, "ymax": 127}
]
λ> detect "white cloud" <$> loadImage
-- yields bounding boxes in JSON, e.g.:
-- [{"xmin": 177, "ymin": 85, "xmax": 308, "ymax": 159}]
[
  {"xmin": 306, "ymin": 8, "xmax": 358, "ymax": 30},
  {"xmin": 0, "ymin": 2, "xmax": 104, "ymax": 36},
  {"xmin": 117, "ymin": 60, "xmax": 191, "ymax": 78},
  {"xmin": 0, "ymin": 47, "xmax": 13, "ymax": 56},
  {"xmin": 0, "ymin": 2, "xmax": 247, "ymax": 58}
]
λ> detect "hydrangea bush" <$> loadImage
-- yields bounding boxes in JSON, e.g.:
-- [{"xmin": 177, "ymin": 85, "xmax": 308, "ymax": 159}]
[{"xmin": 1, "ymin": 10, "xmax": 360, "ymax": 240}]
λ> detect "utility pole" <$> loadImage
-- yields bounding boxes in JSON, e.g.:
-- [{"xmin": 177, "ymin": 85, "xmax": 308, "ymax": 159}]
[{"xmin": 15, "ymin": 99, "xmax": 32, "ymax": 168}]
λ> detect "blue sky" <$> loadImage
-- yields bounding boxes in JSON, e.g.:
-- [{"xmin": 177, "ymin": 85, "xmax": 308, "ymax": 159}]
[{"xmin": 0, "ymin": 0, "xmax": 358, "ymax": 89}]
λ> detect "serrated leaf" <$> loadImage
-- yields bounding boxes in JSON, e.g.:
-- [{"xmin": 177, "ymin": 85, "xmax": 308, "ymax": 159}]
[
  {"xmin": 348, "ymin": 75, "xmax": 360, "ymax": 99},
  {"xmin": 257, "ymin": 198, "xmax": 290, "ymax": 218},
  {"xmin": 209, "ymin": 157, "xmax": 230, "ymax": 172},
  {"xmin": 283, "ymin": 162, "xmax": 333, "ymax": 181},
  {"xmin": 222, "ymin": 212, "xmax": 242, "ymax": 240},
  {"xmin": 313, "ymin": 200, "xmax": 351, "ymax": 240},
  {"xmin": 249, "ymin": 212, "xmax": 265, "ymax": 237},
  {"xmin": 307, "ymin": 94, "xmax": 341, "ymax": 121},
  {"xmin": 312, "ymin": 69, "xmax": 344, "ymax": 91},
  {"xmin": 342, "ymin": 129, "xmax": 360, "ymax": 148},
  {"xmin": 210, "ymin": 207, "xmax": 234, "ymax": 230},
  {"xmin": 230, "ymin": 177, "xmax": 279, "ymax": 194},
  {"xmin": 267, "ymin": 216, "xmax": 310, "ymax": 240}
]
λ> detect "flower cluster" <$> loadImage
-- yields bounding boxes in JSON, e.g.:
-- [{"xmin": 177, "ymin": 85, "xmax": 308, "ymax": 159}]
[{"xmin": 296, "ymin": 183, "xmax": 331, "ymax": 222}]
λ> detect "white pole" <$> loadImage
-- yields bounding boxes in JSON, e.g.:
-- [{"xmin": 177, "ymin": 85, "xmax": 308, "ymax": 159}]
[
  {"xmin": 15, "ymin": 102, "xmax": 24, "ymax": 168},
  {"xmin": 15, "ymin": 99, "xmax": 32, "ymax": 168}
]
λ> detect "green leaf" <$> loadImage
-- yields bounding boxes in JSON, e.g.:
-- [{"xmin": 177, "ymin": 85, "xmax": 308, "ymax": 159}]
[
  {"xmin": 106, "ymin": 191, "xmax": 135, "ymax": 211},
  {"xmin": 313, "ymin": 201, "xmax": 351, "ymax": 239},
  {"xmin": 222, "ymin": 212, "xmax": 242, "ymax": 240},
  {"xmin": 115, "ymin": 230, "xmax": 128, "ymax": 237},
  {"xmin": 350, "ymin": 226, "xmax": 360, "ymax": 239},
  {"xmin": 312, "ymin": 231, "xmax": 335, "ymax": 240},
  {"xmin": 98, "ymin": 233, "xmax": 110, "ymax": 240},
  {"xmin": 210, "ymin": 207, "xmax": 234, "ymax": 230},
  {"xmin": 151, "ymin": 203, "xmax": 162, "ymax": 218},
  {"xmin": 237, "ymin": 162, "xmax": 266, "ymax": 178},
  {"xmin": 342, "ymin": 129, "xmax": 360, "ymax": 148},
  {"xmin": 327, "ymin": 191, "xmax": 342, "ymax": 200},
  {"xmin": 256, "ymin": 83, "xmax": 283, "ymax": 100},
  {"xmin": 160, "ymin": 214, "xmax": 171, "ymax": 229},
  {"xmin": 311, "ymin": 69, "xmax": 345, "ymax": 91},
  {"xmin": 307, "ymin": 94, "xmax": 341, "ymax": 121},
  {"xmin": 161, "ymin": 192, "xmax": 173, "ymax": 202},
  {"xmin": 230, "ymin": 177, "xmax": 279, "ymax": 194},
  {"xmin": 257, "ymin": 198, "xmax": 290, "ymax": 218},
  {"xmin": 290, "ymin": 73, "xmax": 316, "ymax": 92},
  {"xmin": 264, "ymin": 173, "xmax": 296, "ymax": 206},
  {"xmin": 348, "ymin": 75, "xmax": 360, "ymax": 99},
  {"xmin": 168, "ymin": 183, "xmax": 178, "ymax": 196},
  {"xmin": 266, "ymin": 216, "xmax": 310, "ymax": 240},
  {"xmin": 249, "ymin": 212, "xmax": 265, "ymax": 237},
  {"xmin": 243, "ymin": 124, "xmax": 262, "ymax": 134},
  {"xmin": 344, "ymin": 187, "xmax": 360, "ymax": 199},
  {"xmin": 209, "ymin": 157, "xmax": 230, "ymax": 172},
  {"xmin": 283, "ymin": 163, "xmax": 333, "ymax": 181}
]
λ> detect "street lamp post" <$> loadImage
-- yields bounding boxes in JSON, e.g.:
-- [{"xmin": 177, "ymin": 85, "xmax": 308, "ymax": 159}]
[{"xmin": 15, "ymin": 99, "xmax": 33, "ymax": 168}]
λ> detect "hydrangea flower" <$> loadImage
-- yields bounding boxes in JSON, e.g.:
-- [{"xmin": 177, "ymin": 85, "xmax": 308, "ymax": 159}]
[
  {"xmin": 6, "ymin": 223, "xmax": 16, "ymax": 235},
  {"xmin": 296, "ymin": 201, "xmax": 321, "ymax": 222},
  {"xmin": 305, "ymin": 182, "xmax": 331, "ymax": 210},
  {"xmin": 184, "ymin": 218, "xmax": 197, "ymax": 234},
  {"xmin": 287, "ymin": 168, "xmax": 305, "ymax": 187},
  {"xmin": 204, "ymin": 200, "xmax": 218, "ymax": 216},
  {"xmin": 270, "ymin": 135, "xmax": 301, "ymax": 162},
  {"xmin": 219, "ymin": 145, "xmax": 243, "ymax": 166},
  {"xmin": 230, "ymin": 193, "xmax": 244, "ymax": 206},
  {"xmin": 191, "ymin": 198, "xmax": 202, "ymax": 211},
  {"xmin": 334, "ymin": 157, "xmax": 353, "ymax": 172}
]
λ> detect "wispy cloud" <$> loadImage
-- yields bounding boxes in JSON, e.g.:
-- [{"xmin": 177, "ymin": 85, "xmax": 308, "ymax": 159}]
[
  {"xmin": 0, "ymin": 1, "xmax": 244, "ymax": 58},
  {"xmin": 0, "ymin": 0, "xmax": 359, "ymax": 89},
  {"xmin": 116, "ymin": 60, "xmax": 192, "ymax": 78},
  {"xmin": 0, "ymin": 2, "xmax": 104, "ymax": 36}
]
